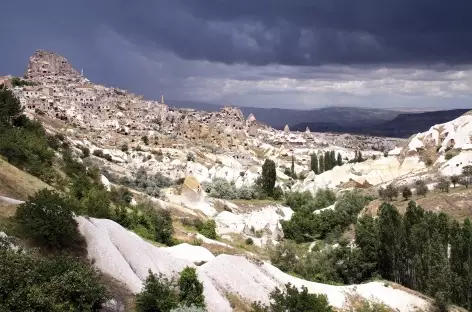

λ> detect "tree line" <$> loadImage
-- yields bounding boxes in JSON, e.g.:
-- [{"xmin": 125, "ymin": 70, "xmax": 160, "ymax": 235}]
[
  {"xmin": 354, "ymin": 202, "xmax": 472, "ymax": 310},
  {"xmin": 310, "ymin": 150, "xmax": 365, "ymax": 174}
]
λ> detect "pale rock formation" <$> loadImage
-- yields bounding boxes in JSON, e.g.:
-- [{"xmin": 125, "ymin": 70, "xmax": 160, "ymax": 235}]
[
  {"xmin": 100, "ymin": 174, "xmax": 111, "ymax": 191},
  {"xmin": 440, "ymin": 151, "xmax": 472, "ymax": 176},
  {"xmin": 284, "ymin": 124, "xmax": 290, "ymax": 133},
  {"xmin": 294, "ymin": 156, "xmax": 426, "ymax": 195}
]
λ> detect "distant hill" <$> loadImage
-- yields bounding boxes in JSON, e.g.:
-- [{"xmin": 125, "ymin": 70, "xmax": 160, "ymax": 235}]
[
  {"xmin": 291, "ymin": 109, "xmax": 470, "ymax": 138},
  {"xmin": 168, "ymin": 100, "xmax": 401, "ymax": 129}
]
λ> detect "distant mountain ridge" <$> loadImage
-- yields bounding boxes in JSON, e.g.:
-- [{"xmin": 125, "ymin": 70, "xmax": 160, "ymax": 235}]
[
  {"xmin": 168, "ymin": 100, "xmax": 402, "ymax": 130},
  {"xmin": 290, "ymin": 109, "xmax": 471, "ymax": 138}
]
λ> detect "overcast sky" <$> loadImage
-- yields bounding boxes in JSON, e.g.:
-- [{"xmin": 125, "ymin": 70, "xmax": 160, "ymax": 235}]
[{"xmin": 1, "ymin": 0, "xmax": 472, "ymax": 110}]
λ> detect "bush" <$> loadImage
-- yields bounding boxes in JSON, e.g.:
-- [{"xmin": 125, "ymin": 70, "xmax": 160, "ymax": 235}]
[
  {"xmin": 121, "ymin": 144, "xmax": 129, "ymax": 152},
  {"xmin": 0, "ymin": 250, "xmax": 108, "ymax": 311},
  {"xmin": 187, "ymin": 152, "xmax": 195, "ymax": 162},
  {"xmin": 81, "ymin": 146, "xmax": 90, "ymax": 158},
  {"xmin": 178, "ymin": 267, "xmax": 205, "ymax": 308},
  {"xmin": 401, "ymin": 186, "xmax": 412, "ymax": 200},
  {"xmin": 136, "ymin": 271, "xmax": 179, "ymax": 312},
  {"xmin": 450, "ymin": 175, "xmax": 460, "ymax": 187},
  {"xmin": 445, "ymin": 152, "xmax": 455, "ymax": 160},
  {"xmin": 142, "ymin": 135, "xmax": 149, "ymax": 145},
  {"xmin": 415, "ymin": 180, "xmax": 429, "ymax": 197},
  {"xmin": 378, "ymin": 183, "xmax": 398, "ymax": 201},
  {"xmin": 196, "ymin": 220, "xmax": 217, "ymax": 240},
  {"xmin": 261, "ymin": 159, "xmax": 276, "ymax": 195},
  {"xmin": 436, "ymin": 177, "xmax": 450, "ymax": 193},
  {"xmin": 15, "ymin": 189, "xmax": 84, "ymax": 251},
  {"xmin": 253, "ymin": 283, "xmax": 333, "ymax": 312},
  {"xmin": 93, "ymin": 149, "xmax": 104, "ymax": 158},
  {"xmin": 245, "ymin": 237, "xmax": 254, "ymax": 245}
]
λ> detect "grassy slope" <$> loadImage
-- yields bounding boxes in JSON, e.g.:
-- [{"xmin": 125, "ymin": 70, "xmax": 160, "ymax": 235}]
[
  {"xmin": 0, "ymin": 158, "xmax": 52, "ymax": 201},
  {"xmin": 363, "ymin": 186, "xmax": 472, "ymax": 220}
]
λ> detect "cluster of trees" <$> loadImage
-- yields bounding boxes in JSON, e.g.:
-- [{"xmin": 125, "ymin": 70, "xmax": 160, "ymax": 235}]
[
  {"xmin": 378, "ymin": 180, "xmax": 428, "ymax": 201},
  {"xmin": 354, "ymin": 202, "xmax": 472, "ymax": 310},
  {"xmin": 310, "ymin": 151, "xmax": 343, "ymax": 174},
  {"xmin": 136, "ymin": 268, "xmax": 206, "ymax": 312},
  {"xmin": 282, "ymin": 190, "xmax": 370, "ymax": 243},
  {"xmin": 10, "ymin": 76, "xmax": 37, "ymax": 87},
  {"xmin": 348, "ymin": 150, "xmax": 365, "ymax": 163},
  {"xmin": 275, "ymin": 199, "xmax": 472, "ymax": 311}
]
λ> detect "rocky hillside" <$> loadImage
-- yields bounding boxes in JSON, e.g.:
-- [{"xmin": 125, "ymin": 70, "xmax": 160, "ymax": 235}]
[
  {"xmin": 291, "ymin": 109, "xmax": 469, "ymax": 138},
  {"xmin": 3, "ymin": 50, "xmax": 472, "ymax": 312}
]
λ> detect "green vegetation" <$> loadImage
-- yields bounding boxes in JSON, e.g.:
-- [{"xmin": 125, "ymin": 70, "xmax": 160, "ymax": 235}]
[
  {"xmin": 378, "ymin": 183, "xmax": 398, "ymax": 201},
  {"xmin": 10, "ymin": 76, "xmax": 37, "ymax": 87},
  {"xmin": 178, "ymin": 267, "xmax": 205, "ymax": 308},
  {"xmin": 353, "ymin": 201, "xmax": 472, "ymax": 311},
  {"xmin": 282, "ymin": 190, "xmax": 368, "ymax": 243},
  {"xmin": 196, "ymin": 219, "xmax": 217, "ymax": 239},
  {"xmin": 261, "ymin": 159, "xmax": 276, "ymax": 196},
  {"xmin": 136, "ymin": 268, "xmax": 206, "ymax": 312},
  {"xmin": 0, "ymin": 248, "xmax": 107, "ymax": 311},
  {"xmin": 310, "ymin": 151, "xmax": 343, "ymax": 175},
  {"xmin": 15, "ymin": 189, "xmax": 84, "ymax": 251},
  {"xmin": 0, "ymin": 87, "xmax": 59, "ymax": 184},
  {"xmin": 118, "ymin": 166, "xmax": 173, "ymax": 198},
  {"xmin": 252, "ymin": 283, "xmax": 333, "ymax": 312}
]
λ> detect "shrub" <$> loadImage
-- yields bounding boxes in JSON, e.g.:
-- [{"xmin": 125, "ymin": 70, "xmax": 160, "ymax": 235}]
[
  {"xmin": 15, "ymin": 189, "xmax": 84, "ymax": 251},
  {"xmin": 136, "ymin": 271, "xmax": 179, "ymax": 312},
  {"xmin": 445, "ymin": 152, "xmax": 455, "ymax": 160},
  {"xmin": 142, "ymin": 135, "xmax": 149, "ymax": 145},
  {"xmin": 245, "ymin": 237, "xmax": 254, "ymax": 245},
  {"xmin": 436, "ymin": 177, "xmax": 450, "ymax": 193},
  {"xmin": 0, "ymin": 250, "xmax": 108, "ymax": 311},
  {"xmin": 415, "ymin": 180, "xmax": 429, "ymax": 197},
  {"xmin": 93, "ymin": 149, "xmax": 104, "ymax": 157},
  {"xmin": 187, "ymin": 152, "xmax": 195, "ymax": 162},
  {"xmin": 81, "ymin": 146, "xmax": 90, "ymax": 158},
  {"xmin": 197, "ymin": 220, "xmax": 217, "ymax": 240},
  {"xmin": 401, "ymin": 186, "xmax": 412, "ymax": 200},
  {"xmin": 121, "ymin": 144, "xmax": 129, "ymax": 152},
  {"xmin": 378, "ymin": 184, "xmax": 398, "ymax": 201},
  {"xmin": 178, "ymin": 267, "xmax": 205, "ymax": 308},
  {"xmin": 253, "ymin": 283, "xmax": 333, "ymax": 312},
  {"xmin": 450, "ymin": 175, "xmax": 460, "ymax": 187}
]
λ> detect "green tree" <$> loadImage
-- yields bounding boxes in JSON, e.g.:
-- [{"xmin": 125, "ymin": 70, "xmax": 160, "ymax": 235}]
[
  {"xmin": 179, "ymin": 267, "xmax": 205, "ymax": 308},
  {"xmin": 264, "ymin": 283, "xmax": 333, "ymax": 312},
  {"xmin": 142, "ymin": 135, "xmax": 149, "ymax": 145},
  {"xmin": 450, "ymin": 175, "xmax": 459, "ymax": 188},
  {"xmin": 197, "ymin": 219, "xmax": 217, "ymax": 240},
  {"xmin": 436, "ymin": 177, "xmax": 450, "ymax": 193},
  {"xmin": 0, "ymin": 87, "xmax": 23, "ymax": 124},
  {"xmin": 291, "ymin": 155, "xmax": 295, "ymax": 176},
  {"xmin": 261, "ymin": 159, "xmax": 276, "ymax": 196},
  {"xmin": 415, "ymin": 180, "xmax": 429, "ymax": 196},
  {"xmin": 319, "ymin": 154, "xmax": 324, "ymax": 173},
  {"xmin": 15, "ymin": 189, "xmax": 84, "ymax": 251},
  {"xmin": 401, "ymin": 186, "xmax": 412, "ymax": 200},
  {"xmin": 310, "ymin": 153, "xmax": 319, "ymax": 174},
  {"xmin": 136, "ymin": 270, "xmax": 179, "ymax": 312},
  {"xmin": 336, "ymin": 152, "xmax": 342, "ymax": 166}
]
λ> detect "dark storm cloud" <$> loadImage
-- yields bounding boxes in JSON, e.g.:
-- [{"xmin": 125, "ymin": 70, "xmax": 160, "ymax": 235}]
[{"xmin": 103, "ymin": 0, "xmax": 472, "ymax": 66}]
